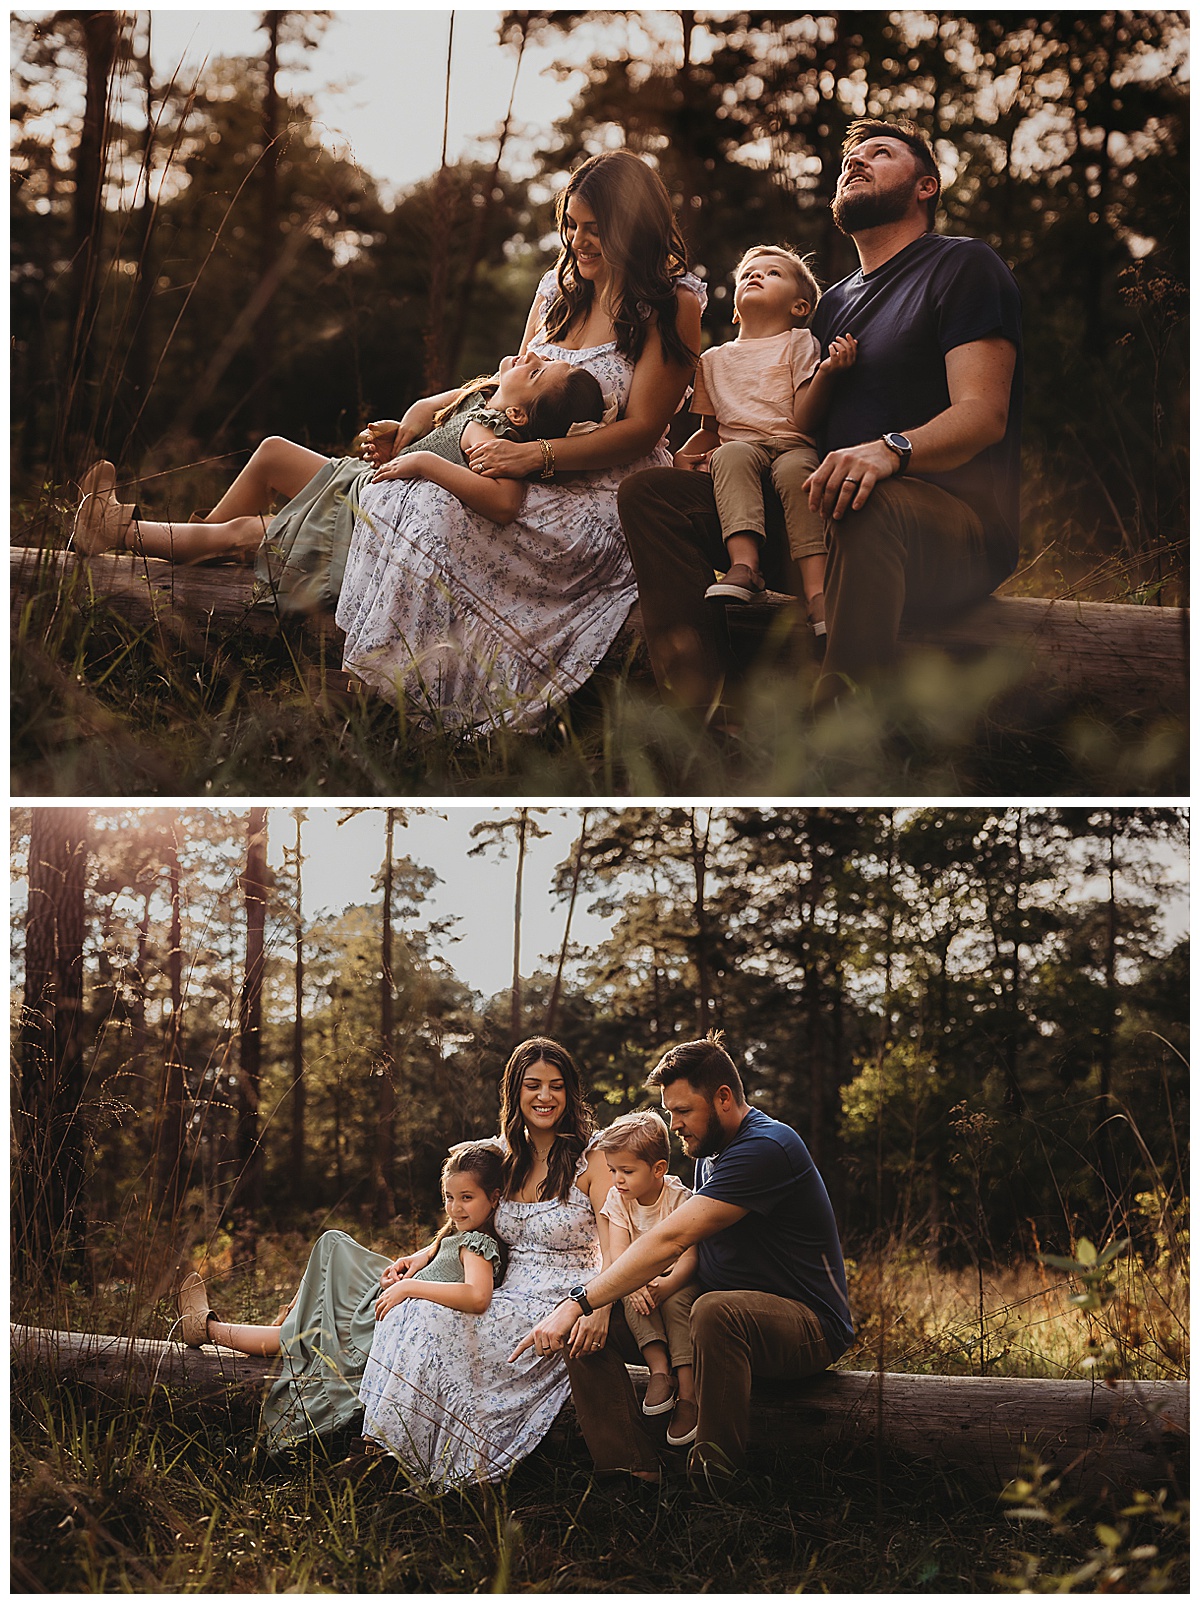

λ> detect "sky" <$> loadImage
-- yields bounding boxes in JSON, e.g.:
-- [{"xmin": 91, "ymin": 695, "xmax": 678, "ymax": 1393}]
[
  {"xmin": 140, "ymin": 8, "xmax": 683, "ymax": 197},
  {"xmin": 267, "ymin": 806, "xmax": 614, "ymax": 998}
]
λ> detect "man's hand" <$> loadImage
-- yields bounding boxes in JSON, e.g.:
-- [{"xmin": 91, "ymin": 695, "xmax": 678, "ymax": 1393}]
[
  {"xmin": 509, "ymin": 1297, "xmax": 580, "ymax": 1362},
  {"xmin": 804, "ymin": 437, "xmax": 897, "ymax": 520}
]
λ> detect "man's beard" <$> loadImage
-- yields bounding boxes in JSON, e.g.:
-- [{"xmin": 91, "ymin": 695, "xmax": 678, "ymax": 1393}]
[
  {"xmin": 831, "ymin": 180, "xmax": 915, "ymax": 236},
  {"xmin": 689, "ymin": 1108, "xmax": 727, "ymax": 1161}
]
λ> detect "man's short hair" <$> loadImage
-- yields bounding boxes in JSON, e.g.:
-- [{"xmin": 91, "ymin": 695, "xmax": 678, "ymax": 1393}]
[
  {"xmin": 842, "ymin": 117, "xmax": 940, "ymax": 229},
  {"xmin": 591, "ymin": 1110, "xmax": 671, "ymax": 1165},
  {"xmin": 645, "ymin": 1030, "xmax": 747, "ymax": 1105}
]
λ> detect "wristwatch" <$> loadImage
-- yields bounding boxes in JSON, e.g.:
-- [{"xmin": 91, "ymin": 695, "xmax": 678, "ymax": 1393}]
[
  {"xmin": 568, "ymin": 1284, "xmax": 594, "ymax": 1316},
  {"xmin": 881, "ymin": 432, "xmax": 913, "ymax": 476}
]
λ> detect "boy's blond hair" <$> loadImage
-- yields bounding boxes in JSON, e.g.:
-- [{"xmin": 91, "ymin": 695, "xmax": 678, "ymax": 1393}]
[
  {"xmin": 734, "ymin": 244, "xmax": 820, "ymax": 326},
  {"xmin": 591, "ymin": 1110, "xmax": 671, "ymax": 1166}
]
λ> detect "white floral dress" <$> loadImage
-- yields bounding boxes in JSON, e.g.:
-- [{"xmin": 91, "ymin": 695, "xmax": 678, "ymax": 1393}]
[
  {"xmin": 358, "ymin": 1173, "xmax": 601, "ymax": 1486},
  {"xmin": 334, "ymin": 270, "xmax": 706, "ymax": 732}
]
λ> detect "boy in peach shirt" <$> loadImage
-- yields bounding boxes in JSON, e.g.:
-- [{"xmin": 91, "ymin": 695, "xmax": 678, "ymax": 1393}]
[{"xmin": 675, "ymin": 244, "xmax": 856, "ymax": 643}]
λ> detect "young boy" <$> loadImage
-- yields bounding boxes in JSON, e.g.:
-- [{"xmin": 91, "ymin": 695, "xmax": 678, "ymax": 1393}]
[
  {"xmin": 674, "ymin": 244, "xmax": 857, "ymax": 643},
  {"xmin": 592, "ymin": 1111, "xmax": 700, "ymax": 1447}
]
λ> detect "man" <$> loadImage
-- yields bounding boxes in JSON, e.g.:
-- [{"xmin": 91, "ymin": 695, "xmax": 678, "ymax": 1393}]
[
  {"xmin": 513, "ymin": 1033, "xmax": 853, "ymax": 1479},
  {"xmin": 618, "ymin": 117, "xmax": 1023, "ymax": 712}
]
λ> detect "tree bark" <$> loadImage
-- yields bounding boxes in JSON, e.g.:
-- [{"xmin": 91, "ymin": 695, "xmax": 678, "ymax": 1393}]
[
  {"xmin": 231, "ymin": 808, "xmax": 268, "ymax": 1261},
  {"xmin": 155, "ymin": 820, "xmax": 186, "ymax": 1218},
  {"xmin": 16, "ymin": 809, "xmax": 90, "ymax": 1285},
  {"xmin": 290, "ymin": 808, "xmax": 306, "ymax": 1197},
  {"xmin": 373, "ymin": 809, "xmax": 397, "ymax": 1226}
]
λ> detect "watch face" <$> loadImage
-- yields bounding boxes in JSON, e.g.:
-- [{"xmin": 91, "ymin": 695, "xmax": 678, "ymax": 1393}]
[{"xmin": 886, "ymin": 433, "xmax": 911, "ymax": 452}]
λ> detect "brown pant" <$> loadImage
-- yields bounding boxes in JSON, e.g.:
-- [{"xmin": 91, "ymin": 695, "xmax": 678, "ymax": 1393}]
[
  {"xmin": 564, "ymin": 1290, "xmax": 832, "ymax": 1477},
  {"xmin": 618, "ymin": 466, "xmax": 996, "ymax": 710},
  {"xmin": 623, "ymin": 1280, "xmax": 700, "ymax": 1367}
]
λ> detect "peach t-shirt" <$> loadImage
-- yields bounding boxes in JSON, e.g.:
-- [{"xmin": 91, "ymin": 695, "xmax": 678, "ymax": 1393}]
[{"xmin": 692, "ymin": 327, "xmax": 822, "ymax": 447}]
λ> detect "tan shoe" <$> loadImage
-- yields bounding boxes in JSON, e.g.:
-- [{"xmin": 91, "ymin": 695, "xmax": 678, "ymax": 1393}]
[
  {"xmin": 72, "ymin": 461, "xmax": 135, "ymax": 555},
  {"xmin": 642, "ymin": 1372, "xmax": 678, "ymax": 1416},
  {"xmin": 177, "ymin": 1272, "xmax": 215, "ymax": 1347},
  {"xmin": 666, "ymin": 1396, "xmax": 698, "ymax": 1447}
]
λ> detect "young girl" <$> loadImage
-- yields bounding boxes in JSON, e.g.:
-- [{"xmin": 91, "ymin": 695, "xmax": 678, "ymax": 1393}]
[
  {"xmin": 71, "ymin": 354, "xmax": 606, "ymax": 616},
  {"xmin": 674, "ymin": 244, "xmax": 857, "ymax": 643},
  {"xmin": 175, "ymin": 1142, "xmax": 508, "ymax": 1452}
]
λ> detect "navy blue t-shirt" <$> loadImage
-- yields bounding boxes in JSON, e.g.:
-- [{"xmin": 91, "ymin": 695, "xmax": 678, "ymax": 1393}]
[
  {"xmin": 693, "ymin": 1107, "xmax": 854, "ymax": 1359},
  {"xmin": 811, "ymin": 232, "xmax": 1024, "ymax": 587}
]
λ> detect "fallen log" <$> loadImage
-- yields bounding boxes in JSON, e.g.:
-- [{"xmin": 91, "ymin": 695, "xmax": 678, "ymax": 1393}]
[
  {"xmin": 11, "ymin": 549, "xmax": 1187, "ymax": 722},
  {"xmin": 13, "ymin": 1325, "xmax": 1186, "ymax": 1494}
]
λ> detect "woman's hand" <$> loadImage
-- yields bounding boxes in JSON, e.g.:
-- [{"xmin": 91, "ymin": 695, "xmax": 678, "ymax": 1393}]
[
  {"xmin": 465, "ymin": 437, "xmax": 542, "ymax": 480},
  {"xmin": 372, "ymin": 449, "xmax": 434, "ymax": 483},
  {"xmin": 382, "ymin": 1249, "xmax": 431, "ymax": 1286},
  {"xmin": 375, "ymin": 1282, "xmax": 412, "ymax": 1321},
  {"xmin": 673, "ymin": 446, "xmax": 712, "ymax": 472},
  {"xmin": 567, "ymin": 1304, "xmax": 611, "ymax": 1357},
  {"xmin": 355, "ymin": 420, "xmax": 413, "ymax": 466}
]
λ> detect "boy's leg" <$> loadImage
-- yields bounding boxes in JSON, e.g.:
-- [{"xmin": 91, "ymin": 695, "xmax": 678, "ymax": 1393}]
[
  {"xmin": 690, "ymin": 1290, "xmax": 831, "ymax": 1478},
  {"xmin": 709, "ymin": 440, "xmax": 771, "ymax": 582},
  {"xmin": 770, "ymin": 444, "xmax": 827, "ymax": 622}
]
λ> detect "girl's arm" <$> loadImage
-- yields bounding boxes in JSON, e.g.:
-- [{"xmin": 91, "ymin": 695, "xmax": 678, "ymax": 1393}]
[
  {"xmin": 371, "ymin": 426, "xmax": 526, "ymax": 523},
  {"xmin": 375, "ymin": 1250, "xmax": 495, "ymax": 1319},
  {"xmin": 793, "ymin": 333, "xmax": 857, "ymax": 436},
  {"xmin": 380, "ymin": 1242, "xmax": 437, "ymax": 1287},
  {"xmin": 468, "ymin": 287, "xmax": 704, "ymax": 479}
]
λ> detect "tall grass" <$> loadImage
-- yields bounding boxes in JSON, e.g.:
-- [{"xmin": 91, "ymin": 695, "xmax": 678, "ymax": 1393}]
[{"xmin": 11, "ymin": 544, "xmax": 1188, "ymax": 797}]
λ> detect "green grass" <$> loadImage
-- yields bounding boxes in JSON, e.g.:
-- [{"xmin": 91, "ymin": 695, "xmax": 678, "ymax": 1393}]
[
  {"xmin": 12, "ymin": 1381, "xmax": 1188, "ymax": 1593},
  {"xmin": 10, "ymin": 557, "xmax": 1188, "ymax": 797}
]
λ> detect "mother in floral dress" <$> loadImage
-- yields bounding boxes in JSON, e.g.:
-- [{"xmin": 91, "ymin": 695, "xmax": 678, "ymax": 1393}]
[
  {"xmin": 335, "ymin": 149, "xmax": 706, "ymax": 732},
  {"xmin": 358, "ymin": 1038, "xmax": 640, "ymax": 1486}
]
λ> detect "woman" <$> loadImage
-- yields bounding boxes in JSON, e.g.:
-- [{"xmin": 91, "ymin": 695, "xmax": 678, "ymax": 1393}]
[
  {"xmin": 358, "ymin": 1037, "xmax": 630, "ymax": 1486},
  {"xmin": 336, "ymin": 149, "xmax": 706, "ymax": 731}
]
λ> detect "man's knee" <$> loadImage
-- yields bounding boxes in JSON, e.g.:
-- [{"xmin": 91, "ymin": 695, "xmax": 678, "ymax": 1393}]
[
  {"xmin": 691, "ymin": 1291, "xmax": 744, "ymax": 1350},
  {"xmin": 617, "ymin": 467, "xmax": 678, "ymax": 526}
]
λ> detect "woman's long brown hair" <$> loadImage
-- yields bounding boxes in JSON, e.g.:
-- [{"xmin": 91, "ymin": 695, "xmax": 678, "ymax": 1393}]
[
  {"xmin": 543, "ymin": 150, "xmax": 697, "ymax": 371},
  {"xmin": 499, "ymin": 1037, "xmax": 595, "ymax": 1203}
]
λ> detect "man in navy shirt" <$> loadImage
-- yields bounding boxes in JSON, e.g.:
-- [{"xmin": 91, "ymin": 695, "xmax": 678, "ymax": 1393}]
[
  {"xmin": 619, "ymin": 117, "xmax": 1023, "ymax": 713},
  {"xmin": 514, "ymin": 1034, "xmax": 853, "ymax": 1480}
]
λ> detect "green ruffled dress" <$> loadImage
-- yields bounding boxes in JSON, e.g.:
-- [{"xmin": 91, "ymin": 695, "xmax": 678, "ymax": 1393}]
[
  {"xmin": 252, "ymin": 392, "xmax": 521, "ymax": 616},
  {"xmin": 260, "ymin": 1226, "xmax": 502, "ymax": 1452}
]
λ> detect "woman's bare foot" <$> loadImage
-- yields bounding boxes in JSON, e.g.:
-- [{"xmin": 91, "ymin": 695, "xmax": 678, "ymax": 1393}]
[{"xmin": 72, "ymin": 461, "xmax": 135, "ymax": 555}]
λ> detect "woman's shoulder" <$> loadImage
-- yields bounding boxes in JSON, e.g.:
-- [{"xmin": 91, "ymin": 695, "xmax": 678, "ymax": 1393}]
[{"xmin": 675, "ymin": 269, "xmax": 709, "ymax": 313}]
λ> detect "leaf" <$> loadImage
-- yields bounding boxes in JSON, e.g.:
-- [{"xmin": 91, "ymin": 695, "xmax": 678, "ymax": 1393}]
[
  {"xmin": 1094, "ymin": 1523, "xmax": 1122, "ymax": 1550},
  {"xmin": 1076, "ymin": 1237, "xmax": 1098, "ymax": 1266},
  {"xmin": 1097, "ymin": 1237, "xmax": 1132, "ymax": 1267},
  {"xmin": 1038, "ymin": 1253, "xmax": 1083, "ymax": 1272}
]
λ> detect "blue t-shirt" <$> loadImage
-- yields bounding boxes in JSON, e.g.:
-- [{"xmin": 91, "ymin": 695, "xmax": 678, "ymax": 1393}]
[
  {"xmin": 694, "ymin": 1107, "xmax": 853, "ymax": 1359},
  {"xmin": 811, "ymin": 232, "xmax": 1024, "ymax": 587}
]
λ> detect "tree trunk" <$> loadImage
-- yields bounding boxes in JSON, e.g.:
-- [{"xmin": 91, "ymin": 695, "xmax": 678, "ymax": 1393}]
[
  {"xmin": 155, "ymin": 821, "xmax": 186, "ymax": 1217},
  {"xmin": 291, "ymin": 809, "xmax": 306, "ymax": 1198},
  {"xmin": 546, "ymin": 810, "xmax": 589, "ymax": 1035},
  {"xmin": 231, "ymin": 808, "xmax": 268, "ymax": 1262},
  {"xmin": 374, "ymin": 810, "xmax": 397, "ymax": 1226},
  {"xmin": 690, "ymin": 810, "xmax": 712, "ymax": 1036},
  {"xmin": 511, "ymin": 810, "xmax": 528, "ymax": 1043},
  {"xmin": 14, "ymin": 1324, "xmax": 1186, "ymax": 1498},
  {"xmin": 16, "ymin": 809, "xmax": 90, "ymax": 1286},
  {"xmin": 61, "ymin": 9, "xmax": 119, "ymax": 461},
  {"xmin": 422, "ymin": 14, "xmax": 457, "ymax": 390},
  {"xmin": 253, "ymin": 10, "xmax": 282, "ymax": 436}
]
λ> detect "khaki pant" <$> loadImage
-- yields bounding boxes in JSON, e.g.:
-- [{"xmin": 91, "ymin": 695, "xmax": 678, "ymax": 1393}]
[
  {"xmin": 617, "ymin": 466, "xmax": 997, "ymax": 712},
  {"xmin": 710, "ymin": 439, "xmax": 825, "ymax": 562},
  {"xmin": 623, "ymin": 1281, "xmax": 699, "ymax": 1368},
  {"xmin": 564, "ymin": 1289, "xmax": 833, "ymax": 1476}
]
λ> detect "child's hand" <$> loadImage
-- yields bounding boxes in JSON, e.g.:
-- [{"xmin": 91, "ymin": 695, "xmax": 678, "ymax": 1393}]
[
  {"xmin": 627, "ymin": 1286, "xmax": 656, "ymax": 1317},
  {"xmin": 372, "ymin": 450, "xmax": 432, "ymax": 483},
  {"xmin": 375, "ymin": 1283, "xmax": 411, "ymax": 1321},
  {"xmin": 355, "ymin": 420, "xmax": 406, "ymax": 465},
  {"xmin": 673, "ymin": 447, "xmax": 712, "ymax": 472},
  {"xmin": 822, "ymin": 332, "xmax": 857, "ymax": 372}
]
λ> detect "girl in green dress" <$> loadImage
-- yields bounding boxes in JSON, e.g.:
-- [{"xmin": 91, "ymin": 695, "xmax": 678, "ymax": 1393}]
[
  {"xmin": 70, "ymin": 354, "xmax": 605, "ymax": 618},
  {"xmin": 176, "ymin": 1142, "xmax": 508, "ymax": 1451}
]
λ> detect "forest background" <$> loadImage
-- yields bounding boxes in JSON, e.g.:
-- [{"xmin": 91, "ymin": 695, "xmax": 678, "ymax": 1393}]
[
  {"xmin": 11, "ymin": 804, "xmax": 1190, "ymax": 1591},
  {"xmin": 10, "ymin": 10, "xmax": 1190, "ymax": 797}
]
